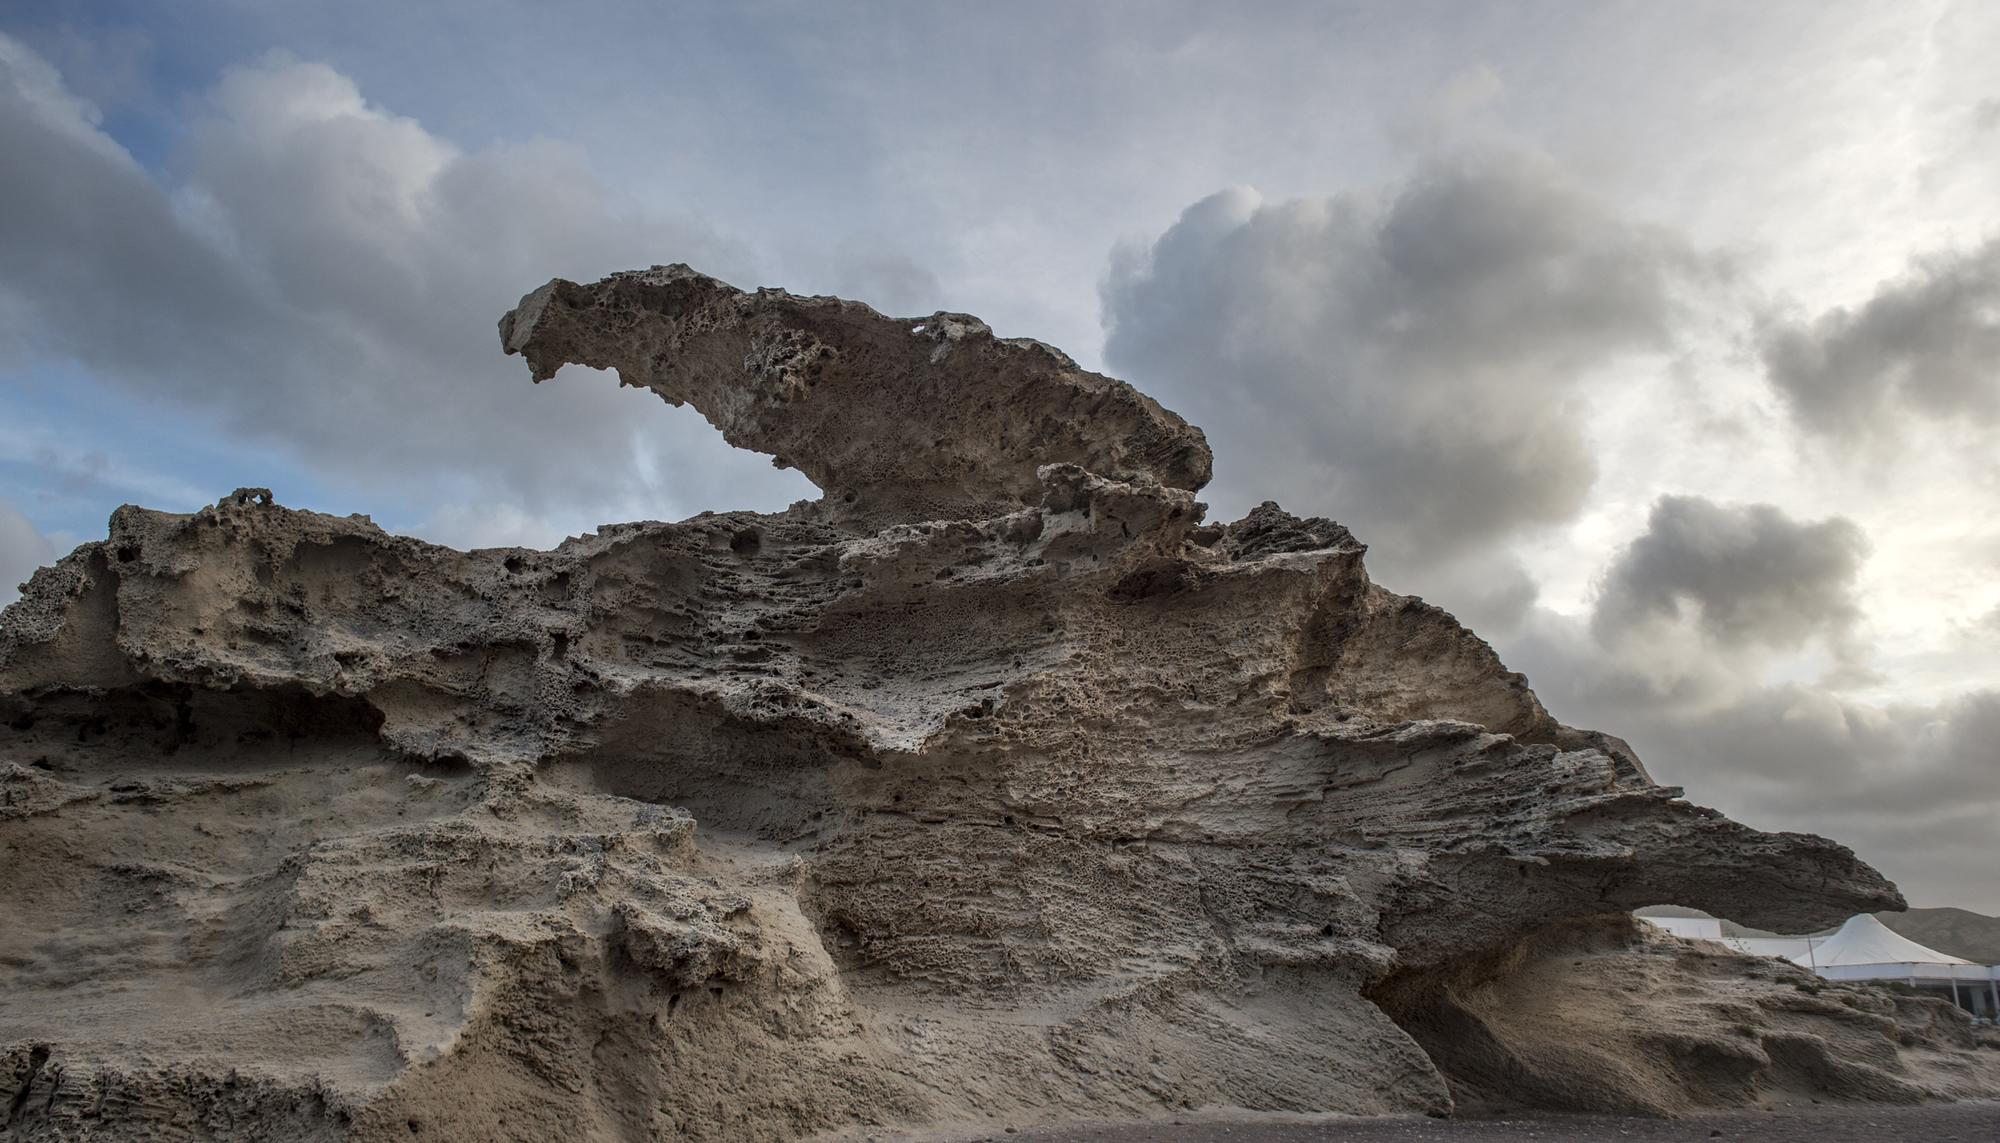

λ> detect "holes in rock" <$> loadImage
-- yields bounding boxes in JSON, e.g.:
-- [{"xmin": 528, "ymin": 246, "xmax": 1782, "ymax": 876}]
[
  {"xmin": 31, "ymin": 683, "xmax": 386, "ymax": 757},
  {"xmin": 503, "ymin": 556, "xmax": 525, "ymax": 574},
  {"xmin": 730, "ymin": 528, "xmax": 762, "ymax": 556},
  {"xmin": 1110, "ymin": 562, "xmax": 1191, "ymax": 602},
  {"xmin": 1320, "ymin": 923, "xmax": 1336, "ymax": 937},
  {"xmin": 823, "ymin": 915, "xmax": 865, "ymax": 951},
  {"xmin": 542, "ymin": 686, "xmax": 856, "ymax": 839},
  {"xmin": 539, "ymin": 572, "xmax": 572, "ymax": 603},
  {"xmin": 413, "ymin": 751, "xmax": 476, "ymax": 778}
]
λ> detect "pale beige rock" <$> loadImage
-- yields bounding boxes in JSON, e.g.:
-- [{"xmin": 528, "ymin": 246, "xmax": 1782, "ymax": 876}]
[
  {"xmin": 1379, "ymin": 917, "xmax": 2000, "ymax": 1115},
  {"xmin": 498, "ymin": 265, "xmax": 1210, "ymax": 526},
  {"xmin": 1, "ymin": 268, "xmax": 1992, "ymax": 1141}
]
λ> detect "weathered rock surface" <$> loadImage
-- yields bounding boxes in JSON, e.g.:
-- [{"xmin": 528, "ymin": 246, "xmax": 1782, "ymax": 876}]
[
  {"xmin": 2, "ymin": 266, "xmax": 1992, "ymax": 1140},
  {"xmin": 500, "ymin": 265, "xmax": 1210, "ymax": 526}
]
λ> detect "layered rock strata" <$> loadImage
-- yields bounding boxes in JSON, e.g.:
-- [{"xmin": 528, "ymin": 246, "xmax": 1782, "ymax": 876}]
[{"xmin": 2, "ymin": 266, "xmax": 1992, "ymax": 1141}]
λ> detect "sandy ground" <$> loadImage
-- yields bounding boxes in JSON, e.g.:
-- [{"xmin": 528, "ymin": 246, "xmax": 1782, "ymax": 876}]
[{"xmin": 877, "ymin": 1101, "xmax": 2000, "ymax": 1142}]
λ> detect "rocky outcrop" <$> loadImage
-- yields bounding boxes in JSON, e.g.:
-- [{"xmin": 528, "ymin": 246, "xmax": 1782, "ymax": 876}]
[
  {"xmin": 1379, "ymin": 917, "xmax": 2000, "ymax": 1116},
  {"xmin": 499, "ymin": 265, "xmax": 1209, "ymax": 525},
  {"xmin": 1, "ymin": 266, "xmax": 1991, "ymax": 1141}
]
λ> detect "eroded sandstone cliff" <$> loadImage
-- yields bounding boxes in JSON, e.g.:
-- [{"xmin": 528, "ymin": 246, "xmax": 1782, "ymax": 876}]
[{"xmin": 2, "ymin": 266, "xmax": 1992, "ymax": 1140}]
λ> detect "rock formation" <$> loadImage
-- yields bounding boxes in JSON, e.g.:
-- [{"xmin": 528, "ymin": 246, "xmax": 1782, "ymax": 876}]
[{"xmin": 2, "ymin": 265, "xmax": 1993, "ymax": 1140}]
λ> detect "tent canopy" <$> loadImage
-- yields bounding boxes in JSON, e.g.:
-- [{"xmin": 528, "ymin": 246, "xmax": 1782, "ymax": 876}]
[{"xmin": 1792, "ymin": 913, "xmax": 1972, "ymax": 969}]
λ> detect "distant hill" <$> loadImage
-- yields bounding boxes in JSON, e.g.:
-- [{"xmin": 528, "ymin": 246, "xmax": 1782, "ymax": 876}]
[
  {"xmin": 1878, "ymin": 907, "xmax": 2000, "ymax": 964},
  {"xmin": 1635, "ymin": 905, "xmax": 2000, "ymax": 963}
]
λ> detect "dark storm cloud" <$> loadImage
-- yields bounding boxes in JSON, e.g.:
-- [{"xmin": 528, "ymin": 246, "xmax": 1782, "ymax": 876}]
[
  {"xmin": 1516, "ymin": 495, "xmax": 1875, "ymax": 722},
  {"xmin": 1592, "ymin": 494, "xmax": 1870, "ymax": 652},
  {"xmin": 1101, "ymin": 150, "xmax": 1720, "ymax": 605},
  {"xmin": 1496, "ymin": 490, "xmax": 1872, "ymax": 741},
  {"xmin": 1759, "ymin": 237, "xmax": 2000, "ymax": 440},
  {"xmin": 0, "ymin": 37, "xmax": 807, "ymax": 545}
]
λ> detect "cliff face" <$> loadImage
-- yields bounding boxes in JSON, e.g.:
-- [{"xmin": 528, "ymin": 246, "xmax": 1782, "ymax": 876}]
[{"xmin": 1, "ymin": 266, "xmax": 1988, "ymax": 1141}]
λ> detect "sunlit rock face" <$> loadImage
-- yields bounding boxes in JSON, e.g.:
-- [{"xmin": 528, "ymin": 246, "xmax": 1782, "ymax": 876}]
[{"xmin": 3, "ymin": 266, "xmax": 1988, "ymax": 1142}]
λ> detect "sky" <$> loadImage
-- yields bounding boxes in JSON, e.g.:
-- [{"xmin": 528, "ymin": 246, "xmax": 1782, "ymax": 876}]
[{"xmin": 0, "ymin": 1, "xmax": 1995, "ymax": 912}]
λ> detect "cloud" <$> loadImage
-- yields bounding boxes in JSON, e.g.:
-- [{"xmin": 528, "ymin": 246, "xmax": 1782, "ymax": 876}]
[
  {"xmin": 1758, "ymin": 237, "xmax": 2000, "ymax": 441},
  {"xmin": 1592, "ymin": 494, "xmax": 1869, "ymax": 657},
  {"xmin": 0, "ymin": 36, "xmax": 813, "ymax": 543},
  {"xmin": 1501, "ymin": 495, "xmax": 1998, "ymax": 911},
  {"xmin": 1101, "ymin": 150, "xmax": 1720, "ymax": 611},
  {"xmin": 817, "ymin": 236, "xmax": 945, "ymax": 317},
  {"xmin": 402, "ymin": 501, "xmax": 575, "ymax": 552},
  {"xmin": 11, "ymin": 22, "xmax": 155, "ymax": 114},
  {"xmin": 1509, "ymin": 608, "xmax": 2000, "ymax": 912},
  {"xmin": 0, "ymin": 33, "xmax": 250, "ymax": 375},
  {"xmin": 1513, "ymin": 494, "xmax": 1874, "ymax": 716},
  {"xmin": 1627, "ymin": 683, "xmax": 2000, "ymax": 912},
  {"xmin": 0, "ymin": 499, "xmax": 55, "ymax": 604}
]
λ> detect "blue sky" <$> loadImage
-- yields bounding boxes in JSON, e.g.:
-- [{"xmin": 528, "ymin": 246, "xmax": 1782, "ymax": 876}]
[{"xmin": 1, "ymin": 1, "xmax": 1997, "ymax": 908}]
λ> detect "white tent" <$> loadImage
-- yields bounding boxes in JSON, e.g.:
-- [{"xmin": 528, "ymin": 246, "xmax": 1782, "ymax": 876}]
[
  {"xmin": 1795, "ymin": 914, "xmax": 1998, "ymax": 1018},
  {"xmin": 1794, "ymin": 913, "xmax": 1971, "ymax": 971},
  {"xmin": 1634, "ymin": 909, "xmax": 2000, "ymax": 1019}
]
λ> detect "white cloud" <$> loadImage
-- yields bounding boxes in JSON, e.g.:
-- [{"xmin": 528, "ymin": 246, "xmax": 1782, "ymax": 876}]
[
  {"xmin": 0, "ymin": 36, "xmax": 814, "ymax": 544},
  {"xmin": 1101, "ymin": 150, "xmax": 1720, "ymax": 622},
  {"xmin": 0, "ymin": 499, "xmax": 55, "ymax": 604}
]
